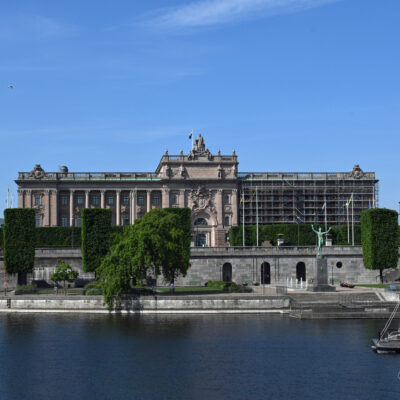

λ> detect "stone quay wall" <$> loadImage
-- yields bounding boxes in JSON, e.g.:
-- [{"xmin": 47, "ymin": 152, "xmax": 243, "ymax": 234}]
[{"xmin": 1, "ymin": 246, "xmax": 400, "ymax": 288}]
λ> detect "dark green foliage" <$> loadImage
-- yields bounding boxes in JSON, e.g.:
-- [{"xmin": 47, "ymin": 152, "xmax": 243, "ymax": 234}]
[
  {"xmin": 361, "ymin": 208, "xmax": 398, "ymax": 282},
  {"xmin": 84, "ymin": 281, "xmax": 103, "ymax": 295},
  {"xmin": 81, "ymin": 209, "xmax": 112, "ymax": 273},
  {"xmin": 3, "ymin": 209, "xmax": 35, "ymax": 275},
  {"xmin": 229, "ymin": 224, "xmax": 362, "ymax": 246},
  {"xmin": 0, "ymin": 227, "xmax": 3, "ymax": 248},
  {"xmin": 14, "ymin": 284, "xmax": 37, "ymax": 295},
  {"xmin": 97, "ymin": 208, "xmax": 192, "ymax": 308},
  {"xmin": 35, "ymin": 227, "xmax": 82, "ymax": 247}
]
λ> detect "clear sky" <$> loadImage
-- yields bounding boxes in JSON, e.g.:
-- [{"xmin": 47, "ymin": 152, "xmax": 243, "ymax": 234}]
[{"xmin": 1, "ymin": 0, "xmax": 399, "ymax": 215}]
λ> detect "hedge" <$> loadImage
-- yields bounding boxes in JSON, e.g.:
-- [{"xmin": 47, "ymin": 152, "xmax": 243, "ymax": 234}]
[
  {"xmin": 81, "ymin": 208, "xmax": 112, "ymax": 273},
  {"xmin": 229, "ymin": 224, "xmax": 362, "ymax": 246},
  {"xmin": 0, "ymin": 227, "xmax": 3, "ymax": 249},
  {"xmin": 361, "ymin": 208, "xmax": 398, "ymax": 281},
  {"xmin": 35, "ymin": 227, "xmax": 82, "ymax": 247},
  {"xmin": 3, "ymin": 209, "xmax": 36, "ymax": 275}
]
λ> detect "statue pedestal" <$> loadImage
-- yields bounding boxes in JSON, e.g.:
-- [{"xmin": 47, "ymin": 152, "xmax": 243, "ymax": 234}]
[{"xmin": 311, "ymin": 258, "xmax": 336, "ymax": 292}]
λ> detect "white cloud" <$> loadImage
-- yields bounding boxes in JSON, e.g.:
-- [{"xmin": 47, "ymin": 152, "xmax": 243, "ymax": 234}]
[{"xmin": 146, "ymin": 0, "xmax": 341, "ymax": 31}]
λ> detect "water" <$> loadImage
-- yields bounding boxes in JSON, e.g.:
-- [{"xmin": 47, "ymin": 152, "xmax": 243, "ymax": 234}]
[{"xmin": 0, "ymin": 314, "xmax": 400, "ymax": 400}]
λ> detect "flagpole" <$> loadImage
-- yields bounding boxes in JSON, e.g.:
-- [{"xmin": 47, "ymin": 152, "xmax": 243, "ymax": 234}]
[
  {"xmin": 256, "ymin": 186, "xmax": 259, "ymax": 247},
  {"xmin": 324, "ymin": 198, "xmax": 327, "ymax": 231},
  {"xmin": 6, "ymin": 187, "xmax": 9, "ymax": 209},
  {"xmin": 242, "ymin": 191, "xmax": 245, "ymax": 247},
  {"xmin": 351, "ymin": 193, "xmax": 354, "ymax": 246},
  {"xmin": 347, "ymin": 198, "xmax": 350, "ymax": 244}
]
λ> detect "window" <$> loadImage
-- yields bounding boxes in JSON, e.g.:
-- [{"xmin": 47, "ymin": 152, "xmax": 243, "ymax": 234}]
[
  {"xmin": 61, "ymin": 217, "xmax": 68, "ymax": 226},
  {"xmin": 35, "ymin": 217, "xmax": 41, "ymax": 227},
  {"xmin": 224, "ymin": 216, "xmax": 230, "ymax": 226},
  {"xmin": 123, "ymin": 196, "xmax": 129, "ymax": 205},
  {"xmin": 108, "ymin": 196, "xmax": 114, "ymax": 206},
  {"xmin": 153, "ymin": 196, "xmax": 159, "ymax": 206},
  {"xmin": 92, "ymin": 195, "xmax": 99, "ymax": 206},
  {"xmin": 138, "ymin": 196, "xmax": 144, "ymax": 206},
  {"xmin": 77, "ymin": 195, "xmax": 84, "ymax": 205},
  {"xmin": 224, "ymin": 194, "xmax": 230, "ymax": 204},
  {"xmin": 77, "ymin": 218, "xmax": 82, "ymax": 227},
  {"xmin": 171, "ymin": 194, "xmax": 178, "ymax": 205},
  {"xmin": 194, "ymin": 218, "xmax": 207, "ymax": 226},
  {"xmin": 61, "ymin": 195, "xmax": 68, "ymax": 206},
  {"xmin": 34, "ymin": 194, "xmax": 41, "ymax": 206},
  {"xmin": 123, "ymin": 217, "xmax": 130, "ymax": 226}
]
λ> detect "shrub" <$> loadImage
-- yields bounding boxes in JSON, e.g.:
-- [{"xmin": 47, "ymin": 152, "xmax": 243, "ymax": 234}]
[
  {"xmin": 84, "ymin": 281, "xmax": 103, "ymax": 295},
  {"xmin": 81, "ymin": 209, "xmax": 112, "ymax": 273},
  {"xmin": 0, "ymin": 227, "xmax": 3, "ymax": 249},
  {"xmin": 4, "ymin": 209, "xmax": 35, "ymax": 283},
  {"xmin": 14, "ymin": 284, "xmax": 37, "ymax": 295},
  {"xmin": 35, "ymin": 227, "xmax": 82, "ymax": 247},
  {"xmin": 361, "ymin": 208, "xmax": 399, "ymax": 283}
]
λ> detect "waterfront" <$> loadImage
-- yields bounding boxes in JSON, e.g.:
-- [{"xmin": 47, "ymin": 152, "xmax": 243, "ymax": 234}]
[{"xmin": 0, "ymin": 314, "xmax": 400, "ymax": 400}]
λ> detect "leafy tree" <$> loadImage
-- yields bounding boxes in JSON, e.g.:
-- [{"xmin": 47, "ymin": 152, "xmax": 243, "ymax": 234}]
[
  {"xmin": 361, "ymin": 208, "xmax": 398, "ymax": 283},
  {"xmin": 3, "ymin": 208, "xmax": 35, "ymax": 285},
  {"xmin": 51, "ymin": 259, "xmax": 79, "ymax": 295},
  {"xmin": 97, "ymin": 208, "xmax": 191, "ymax": 308}
]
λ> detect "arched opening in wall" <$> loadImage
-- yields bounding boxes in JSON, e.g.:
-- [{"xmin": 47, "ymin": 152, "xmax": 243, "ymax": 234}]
[
  {"xmin": 261, "ymin": 262, "xmax": 271, "ymax": 284},
  {"xmin": 296, "ymin": 262, "xmax": 306, "ymax": 282},
  {"xmin": 195, "ymin": 233, "xmax": 207, "ymax": 247},
  {"xmin": 222, "ymin": 263, "xmax": 232, "ymax": 282},
  {"xmin": 194, "ymin": 218, "xmax": 208, "ymax": 226}
]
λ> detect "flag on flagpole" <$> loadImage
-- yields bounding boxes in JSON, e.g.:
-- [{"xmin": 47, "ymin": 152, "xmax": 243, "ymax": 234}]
[
  {"xmin": 368, "ymin": 200, "xmax": 371, "ymax": 209},
  {"xmin": 319, "ymin": 202, "xmax": 326, "ymax": 214},
  {"xmin": 189, "ymin": 131, "xmax": 193, "ymax": 139}
]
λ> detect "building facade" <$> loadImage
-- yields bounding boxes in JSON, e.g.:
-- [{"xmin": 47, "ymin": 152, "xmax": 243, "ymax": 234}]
[{"xmin": 15, "ymin": 134, "xmax": 378, "ymax": 247}]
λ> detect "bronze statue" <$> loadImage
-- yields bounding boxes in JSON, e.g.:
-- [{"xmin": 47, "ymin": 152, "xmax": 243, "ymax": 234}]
[{"xmin": 311, "ymin": 225, "xmax": 331, "ymax": 258}]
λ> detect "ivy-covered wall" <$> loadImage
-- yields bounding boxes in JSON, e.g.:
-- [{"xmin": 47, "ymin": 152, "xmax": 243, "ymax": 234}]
[
  {"xmin": 361, "ymin": 209, "xmax": 398, "ymax": 276},
  {"xmin": 3, "ymin": 209, "xmax": 36, "ymax": 275},
  {"xmin": 81, "ymin": 208, "xmax": 112, "ymax": 272},
  {"xmin": 35, "ymin": 227, "xmax": 82, "ymax": 247}
]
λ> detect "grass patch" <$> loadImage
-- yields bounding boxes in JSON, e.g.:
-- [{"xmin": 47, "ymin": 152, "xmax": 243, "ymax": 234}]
[
  {"xmin": 158, "ymin": 287, "xmax": 223, "ymax": 294},
  {"xmin": 355, "ymin": 284, "xmax": 388, "ymax": 288}
]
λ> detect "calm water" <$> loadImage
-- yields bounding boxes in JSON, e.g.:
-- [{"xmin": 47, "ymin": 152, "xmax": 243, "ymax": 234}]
[{"xmin": 0, "ymin": 313, "xmax": 400, "ymax": 400}]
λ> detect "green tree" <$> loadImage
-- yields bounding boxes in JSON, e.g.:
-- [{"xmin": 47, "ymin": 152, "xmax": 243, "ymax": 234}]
[
  {"xmin": 97, "ymin": 208, "xmax": 191, "ymax": 308},
  {"xmin": 50, "ymin": 259, "xmax": 79, "ymax": 295},
  {"xmin": 361, "ymin": 208, "xmax": 398, "ymax": 283},
  {"xmin": 3, "ymin": 209, "xmax": 35, "ymax": 285}
]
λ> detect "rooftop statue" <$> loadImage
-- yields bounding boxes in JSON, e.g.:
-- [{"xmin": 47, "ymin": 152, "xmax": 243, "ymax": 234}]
[
  {"xmin": 311, "ymin": 225, "xmax": 331, "ymax": 259},
  {"xmin": 194, "ymin": 134, "xmax": 205, "ymax": 152}
]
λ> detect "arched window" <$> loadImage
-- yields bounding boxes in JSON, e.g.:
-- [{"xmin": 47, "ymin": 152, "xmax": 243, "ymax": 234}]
[
  {"xmin": 194, "ymin": 218, "xmax": 208, "ymax": 226},
  {"xmin": 224, "ymin": 216, "xmax": 230, "ymax": 226}
]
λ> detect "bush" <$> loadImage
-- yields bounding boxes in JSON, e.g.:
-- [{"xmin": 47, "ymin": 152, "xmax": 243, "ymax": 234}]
[
  {"xmin": 361, "ymin": 208, "xmax": 398, "ymax": 282},
  {"xmin": 35, "ymin": 227, "xmax": 81, "ymax": 247},
  {"xmin": 0, "ymin": 227, "xmax": 3, "ymax": 249},
  {"xmin": 84, "ymin": 281, "xmax": 103, "ymax": 295},
  {"xmin": 4, "ymin": 209, "xmax": 36, "ymax": 281},
  {"xmin": 14, "ymin": 284, "xmax": 37, "ymax": 295},
  {"xmin": 229, "ymin": 224, "xmax": 362, "ymax": 246},
  {"xmin": 81, "ymin": 209, "xmax": 112, "ymax": 273}
]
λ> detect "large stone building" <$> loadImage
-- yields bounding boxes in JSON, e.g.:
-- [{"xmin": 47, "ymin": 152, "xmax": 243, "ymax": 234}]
[{"xmin": 16, "ymin": 134, "xmax": 378, "ymax": 247}]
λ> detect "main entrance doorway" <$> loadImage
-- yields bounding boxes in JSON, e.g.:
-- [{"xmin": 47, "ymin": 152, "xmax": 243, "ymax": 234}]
[
  {"xmin": 222, "ymin": 263, "xmax": 232, "ymax": 282},
  {"xmin": 296, "ymin": 262, "xmax": 306, "ymax": 282},
  {"xmin": 261, "ymin": 262, "xmax": 271, "ymax": 284}
]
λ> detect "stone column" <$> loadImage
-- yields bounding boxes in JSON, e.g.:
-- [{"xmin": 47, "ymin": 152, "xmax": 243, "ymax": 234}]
[
  {"xmin": 46, "ymin": 190, "xmax": 51, "ymax": 226},
  {"xmin": 52, "ymin": 190, "xmax": 58, "ymax": 226},
  {"xmin": 179, "ymin": 189, "xmax": 185, "ymax": 207},
  {"xmin": 27, "ymin": 190, "xmax": 32, "ymax": 208},
  {"xmin": 232, "ymin": 189, "xmax": 238, "ymax": 226},
  {"xmin": 116, "ymin": 190, "xmax": 121, "ymax": 226},
  {"xmin": 162, "ymin": 187, "xmax": 170, "ymax": 208},
  {"xmin": 217, "ymin": 189, "xmax": 223, "ymax": 227},
  {"xmin": 69, "ymin": 190, "xmax": 75, "ymax": 227},
  {"xmin": 18, "ymin": 189, "xmax": 24, "ymax": 208},
  {"xmin": 100, "ymin": 190, "xmax": 105, "ymax": 208},
  {"xmin": 147, "ymin": 190, "xmax": 152, "ymax": 212},
  {"xmin": 85, "ymin": 190, "xmax": 90, "ymax": 208}
]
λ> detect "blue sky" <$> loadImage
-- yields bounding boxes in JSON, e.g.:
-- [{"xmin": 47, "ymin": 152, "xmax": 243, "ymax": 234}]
[{"xmin": 1, "ymin": 0, "xmax": 399, "ymax": 214}]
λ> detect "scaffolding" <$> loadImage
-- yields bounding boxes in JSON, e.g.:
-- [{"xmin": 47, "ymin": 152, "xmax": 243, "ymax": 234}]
[{"xmin": 238, "ymin": 171, "xmax": 378, "ymax": 227}]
